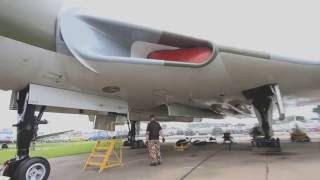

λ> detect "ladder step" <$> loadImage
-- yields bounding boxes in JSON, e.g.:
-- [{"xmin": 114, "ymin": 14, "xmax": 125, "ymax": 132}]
[
  {"xmin": 95, "ymin": 147, "xmax": 110, "ymax": 150},
  {"xmin": 91, "ymin": 154, "xmax": 105, "ymax": 158},
  {"xmin": 87, "ymin": 162, "xmax": 103, "ymax": 166}
]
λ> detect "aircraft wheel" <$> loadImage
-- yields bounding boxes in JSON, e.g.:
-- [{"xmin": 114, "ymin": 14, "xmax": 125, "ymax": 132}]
[
  {"xmin": 123, "ymin": 140, "xmax": 130, "ymax": 146},
  {"xmin": 14, "ymin": 157, "xmax": 50, "ymax": 180},
  {"xmin": 137, "ymin": 140, "xmax": 144, "ymax": 148},
  {"xmin": 2, "ymin": 165, "xmax": 10, "ymax": 177},
  {"xmin": 132, "ymin": 141, "xmax": 139, "ymax": 149}
]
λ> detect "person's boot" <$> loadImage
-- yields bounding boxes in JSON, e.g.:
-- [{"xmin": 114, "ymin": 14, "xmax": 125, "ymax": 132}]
[{"xmin": 150, "ymin": 162, "xmax": 157, "ymax": 166}]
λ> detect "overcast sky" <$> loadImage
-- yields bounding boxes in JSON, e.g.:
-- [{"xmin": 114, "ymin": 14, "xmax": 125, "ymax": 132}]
[{"xmin": 1, "ymin": 0, "xmax": 320, "ymax": 132}]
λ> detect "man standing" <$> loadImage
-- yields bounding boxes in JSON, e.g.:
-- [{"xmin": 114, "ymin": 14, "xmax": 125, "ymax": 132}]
[{"xmin": 146, "ymin": 115, "xmax": 165, "ymax": 166}]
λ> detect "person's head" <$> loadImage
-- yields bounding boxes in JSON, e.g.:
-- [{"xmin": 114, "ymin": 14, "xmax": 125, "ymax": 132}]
[{"xmin": 149, "ymin": 115, "xmax": 155, "ymax": 121}]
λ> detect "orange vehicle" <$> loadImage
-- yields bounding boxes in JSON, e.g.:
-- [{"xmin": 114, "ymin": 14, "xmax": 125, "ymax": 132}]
[{"xmin": 290, "ymin": 128, "xmax": 310, "ymax": 142}]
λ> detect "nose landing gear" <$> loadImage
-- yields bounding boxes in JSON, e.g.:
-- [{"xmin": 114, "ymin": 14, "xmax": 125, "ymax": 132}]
[{"xmin": 1, "ymin": 86, "xmax": 50, "ymax": 180}]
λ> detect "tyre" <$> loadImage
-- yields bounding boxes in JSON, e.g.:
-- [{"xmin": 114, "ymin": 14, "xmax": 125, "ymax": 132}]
[
  {"xmin": 176, "ymin": 139, "xmax": 187, "ymax": 146},
  {"xmin": 131, "ymin": 141, "xmax": 139, "ymax": 149},
  {"xmin": 2, "ymin": 165, "xmax": 10, "ymax": 177},
  {"xmin": 137, "ymin": 140, "xmax": 144, "ymax": 148},
  {"xmin": 1, "ymin": 158, "xmax": 18, "ymax": 178},
  {"xmin": 14, "ymin": 157, "xmax": 50, "ymax": 180},
  {"xmin": 123, "ymin": 140, "xmax": 130, "ymax": 146}
]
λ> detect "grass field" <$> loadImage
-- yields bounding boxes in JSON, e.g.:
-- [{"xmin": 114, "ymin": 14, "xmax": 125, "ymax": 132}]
[{"xmin": 0, "ymin": 141, "xmax": 96, "ymax": 164}]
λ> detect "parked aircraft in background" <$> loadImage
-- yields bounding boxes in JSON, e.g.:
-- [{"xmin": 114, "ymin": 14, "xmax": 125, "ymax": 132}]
[
  {"xmin": 0, "ymin": 129, "xmax": 73, "ymax": 147},
  {"xmin": 0, "ymin": 129, "xmax": 15, "ymax": 146},
  {"xmin": 87, "ymin": 131, "xmax": 109, "ymax": 141}
]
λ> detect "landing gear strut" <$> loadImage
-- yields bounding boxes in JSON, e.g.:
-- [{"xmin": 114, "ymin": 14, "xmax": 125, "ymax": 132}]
[
  {"xmin": 1, "ymin": 86, "xmax": 50, "ymax": 180},
  {"xmin": 123, "ymin": 120, "xmax": 145, "ymax": 149},
  {"xmin": 252, "ymin": 94, "xmax": 273, "ymax": 139},
  {"xmin": 128, "ymin": 120, "xmax": 136, "ymax": 143},
  {"xmin": 243, "ymin": 84, "xmax": 283, "ymax": 151}
]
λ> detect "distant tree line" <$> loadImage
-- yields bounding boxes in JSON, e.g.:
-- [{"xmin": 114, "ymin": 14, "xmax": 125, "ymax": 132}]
[{"xmin": 313, "ymin": 105, "xmax": 320, "ymax": 117}]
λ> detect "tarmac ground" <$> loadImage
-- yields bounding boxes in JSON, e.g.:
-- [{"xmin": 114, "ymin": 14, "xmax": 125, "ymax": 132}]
[{"xmin": 49, "ymin": 141, "xmax": 320, "ymax": 180}]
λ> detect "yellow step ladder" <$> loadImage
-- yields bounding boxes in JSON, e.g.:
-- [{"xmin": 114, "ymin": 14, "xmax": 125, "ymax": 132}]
[{"xmin": 84, "ymin": 139, "xmax": 123, "ymax": 173}]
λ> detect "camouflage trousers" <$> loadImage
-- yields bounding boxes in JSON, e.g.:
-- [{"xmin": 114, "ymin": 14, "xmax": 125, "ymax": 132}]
[{"xmin": 148, "ymin": 140, "xmax": 161, "ymax": 163}]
